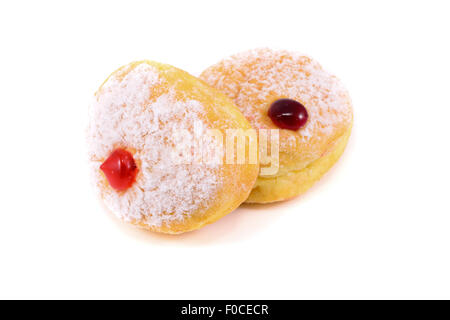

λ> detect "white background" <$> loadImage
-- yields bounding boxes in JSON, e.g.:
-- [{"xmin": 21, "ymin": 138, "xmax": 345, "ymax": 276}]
[{"xmin": 1, "ymin": 0, "xmax": 449, "ymax": 299}]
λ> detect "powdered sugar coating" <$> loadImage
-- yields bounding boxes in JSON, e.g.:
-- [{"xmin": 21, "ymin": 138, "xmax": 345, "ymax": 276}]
[
  {"xmin": 201, "ymin": 48, "xmax": 353, "ymax": 165},
  {"xmin": 87, "ymin": 63, "xmax": 224, "ymax": 227}
]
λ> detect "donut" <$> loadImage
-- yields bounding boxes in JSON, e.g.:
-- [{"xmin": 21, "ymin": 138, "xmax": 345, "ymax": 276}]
[
  {"xmin": 87, "ymin": 61, "xmax": 259, "ymax": 234},
  {"xmin": 200, "ymin": 48, "xmax": 353, "ymax": 203}
]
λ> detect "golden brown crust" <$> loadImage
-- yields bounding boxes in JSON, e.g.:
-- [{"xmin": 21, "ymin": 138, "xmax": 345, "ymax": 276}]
[{"xmin": 246, "ymin": 124, "xmax": 352, "ymax": 203}]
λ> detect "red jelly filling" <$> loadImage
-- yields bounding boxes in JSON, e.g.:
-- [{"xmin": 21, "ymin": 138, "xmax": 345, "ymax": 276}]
[
  {"xmin": 268, "ymin": 98, "xmax": 308, "ymax": 131},
  {"xmin": 100, "ymin": 149, "xmax": 138, "ymax": 191}
]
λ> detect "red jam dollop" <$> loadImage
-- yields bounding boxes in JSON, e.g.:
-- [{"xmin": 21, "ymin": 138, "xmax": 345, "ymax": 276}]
[
  {"xmin": 268, "ymin": 98, "xmax": 308, "ymax": 130},
  {"xmin": 100, "ymin": 149, "xmax": 138, "ymax": 191}
]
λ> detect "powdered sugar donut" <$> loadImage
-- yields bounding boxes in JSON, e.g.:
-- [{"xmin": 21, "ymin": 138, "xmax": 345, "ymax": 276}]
[
  {"xmin": 200, "ymin": 49, "xmax": 353, "ymax": 203},
  {"xmin": 88, "ymin": 61, "xmax": 259, "ymax": 233}
]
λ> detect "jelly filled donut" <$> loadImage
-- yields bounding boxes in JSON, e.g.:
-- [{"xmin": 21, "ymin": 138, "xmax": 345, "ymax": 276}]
[
  {"xmin": 88, "ymin": 61, "xmax": 259, "ymax": 233},
  {"xmin": 200, "ymin": 49, "xmax": 353, "ymax": 203}
]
